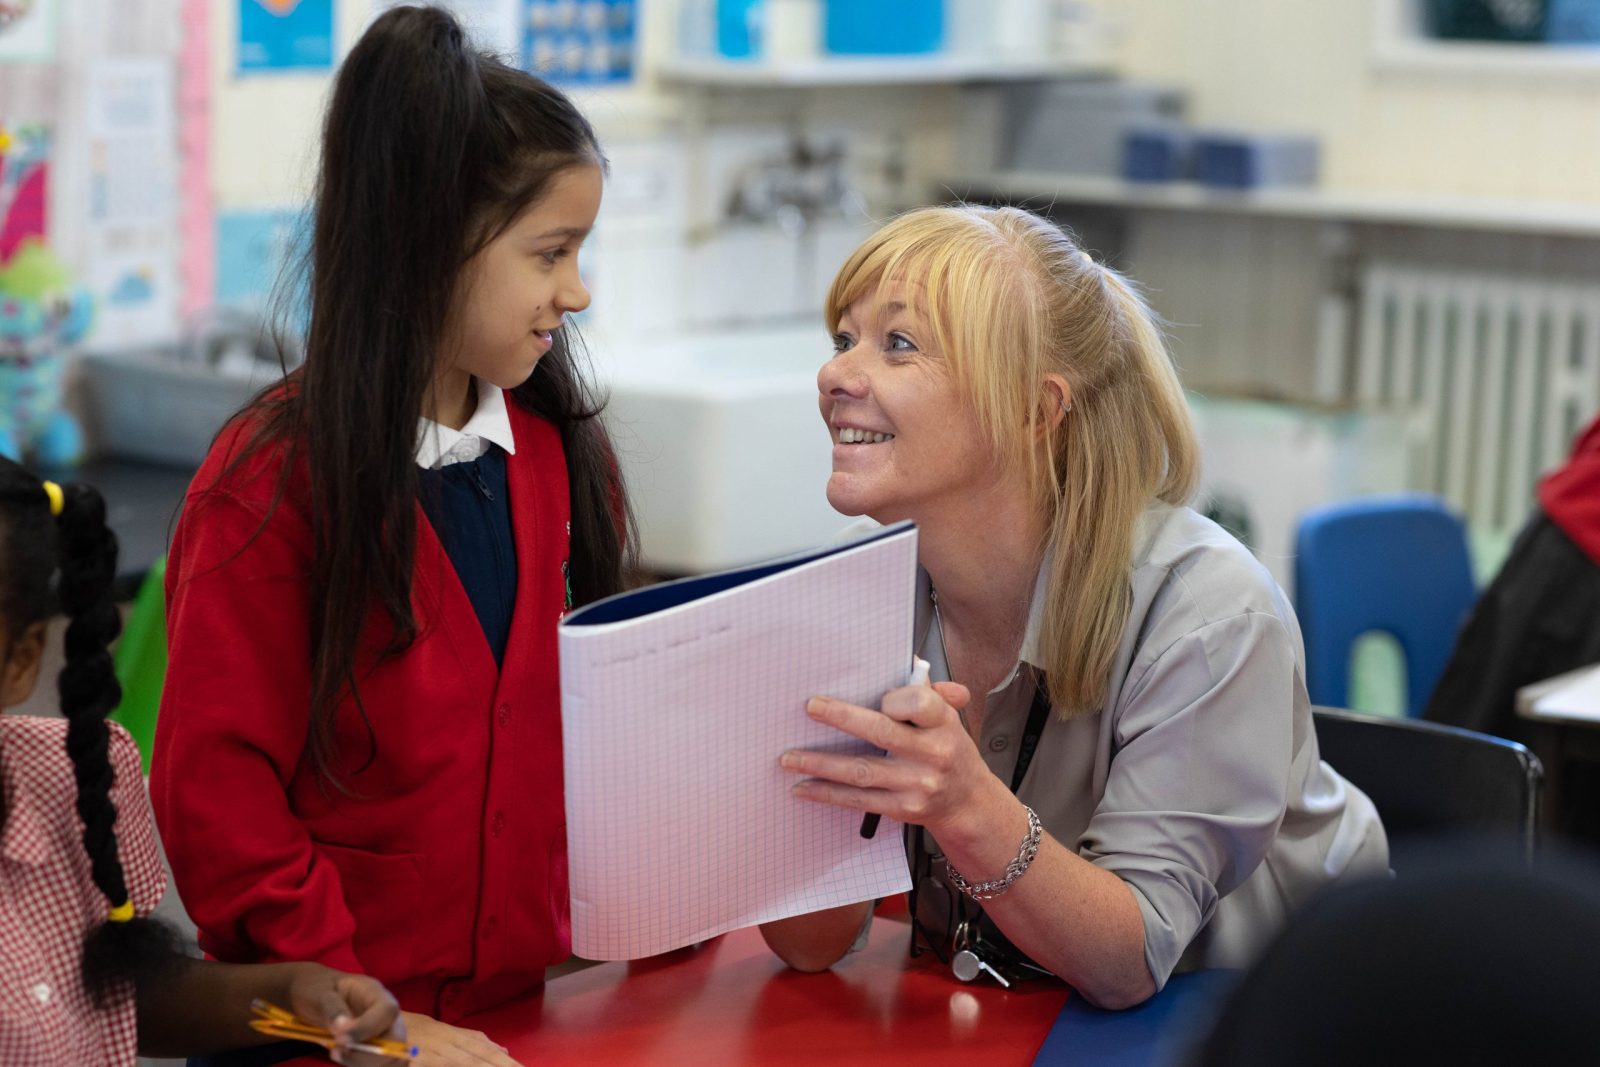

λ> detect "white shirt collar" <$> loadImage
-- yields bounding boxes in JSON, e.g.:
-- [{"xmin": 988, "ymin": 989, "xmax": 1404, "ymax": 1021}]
[
  {"xmin": 1016, "ymin": 554, "xmax": 1052, "ymax": 671},
  {"xmin": 414, "ymin": 378, "xmax": 518, "ymax": 470}
]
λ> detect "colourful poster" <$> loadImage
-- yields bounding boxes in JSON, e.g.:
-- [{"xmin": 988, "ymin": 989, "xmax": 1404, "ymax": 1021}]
[
  {"xmin": 179, "ymin": 0, "xmax": 215, "ymax": 318},
  {"xmin": 0, "ymin": 0, "xmax": 57, "ymax": 62},
  {"xmin": 238, "ymin": 0, "xmax": 334, "ymax": 73},
  {"xmin": 215, "ymin": 207, "xmax": 308, "ymax": 322},
  {"xmin": 0, "ymin": 124, "xmax": 48, "ymax": 262},
  {"xmin": 524, "ymin": 0, "xmax": 636, "ymax": 86},
  {"xmin": 83, "ymin": 60, "xmax": 181, "ymax": 348}
]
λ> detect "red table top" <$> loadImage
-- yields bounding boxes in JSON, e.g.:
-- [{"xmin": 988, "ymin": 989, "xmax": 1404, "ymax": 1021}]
[
  {"xmin": 488, "ymin": 914, "xmax": 1065, "ymax": 1065},
  {"xmin": 296, "ymin": 905, "xmax": 1069, "ymax": 1066}
]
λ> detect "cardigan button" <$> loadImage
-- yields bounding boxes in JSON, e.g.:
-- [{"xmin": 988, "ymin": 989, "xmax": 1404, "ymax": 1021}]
[
  {"xmin": 497, "ymin": 703, "xmax": 511, "ymax": 727},
  {"xmin": 989, "ymin": 735, "xmax": 1009, "ymax": 752}
]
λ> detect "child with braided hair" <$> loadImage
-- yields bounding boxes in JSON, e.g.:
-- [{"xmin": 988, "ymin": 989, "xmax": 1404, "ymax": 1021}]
[{"xmin": 0, "ymin": 458, "xmax": 407, "ymax": 1066}]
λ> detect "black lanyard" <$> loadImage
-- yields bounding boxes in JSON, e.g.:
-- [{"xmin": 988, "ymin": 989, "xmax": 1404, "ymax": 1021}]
[
  {"xmin": 1007, "ymin": 678, "xmax": 1053, "ymax": 794},
  {"xmin": 906, "ymin": 674, "xmax": 1058, "ymax": 978}
]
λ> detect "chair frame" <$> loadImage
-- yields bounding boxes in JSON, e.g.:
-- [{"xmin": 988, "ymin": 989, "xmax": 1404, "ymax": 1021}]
[{"xmin": 1312, "ymin": 706, "xmax": 1543, "ymax": 865}]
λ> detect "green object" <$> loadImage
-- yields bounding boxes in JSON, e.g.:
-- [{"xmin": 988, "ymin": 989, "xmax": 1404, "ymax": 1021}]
[
  {"xmin": 111, "ymin": 555, "xmax": 167, "ymax": 772},
  {"xmin": 0, "ymin": 238, "xmax": 75, "ymax": 301},
  {"xmin": 1347, "ymin": 631, "xmax": 1408, "ymax": 719}
]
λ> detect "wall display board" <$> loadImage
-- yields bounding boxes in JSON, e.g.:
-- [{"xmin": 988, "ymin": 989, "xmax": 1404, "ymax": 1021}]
[
  {"xmin": 0, "ymin": 123, "xmax": 49, "ymax": 256},
  {"xmin": 238, "ymin": 0, "xmax": 334, "ymax": 74},
  {"xmin": 524, "ymin": 0, "xmax": 637, "ymax": 86},
  {"xmin": 0, "ymin": 0, "xmax": 57, "ymax": 62}
]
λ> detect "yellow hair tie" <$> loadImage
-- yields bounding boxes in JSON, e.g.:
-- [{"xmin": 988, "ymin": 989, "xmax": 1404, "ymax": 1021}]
[
  {"xmin": 41, "ymin": 480, "xmax": 63, "ymax": 517},
  {"xmin": 107, "ymin": 899, "xmax": 135, "ymax": 923}
]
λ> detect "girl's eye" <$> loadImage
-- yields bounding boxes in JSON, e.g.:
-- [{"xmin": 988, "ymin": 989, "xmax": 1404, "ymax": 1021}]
[{"xmin": 539, "ymin": 248, "xmax": 569, "ymax": 266}]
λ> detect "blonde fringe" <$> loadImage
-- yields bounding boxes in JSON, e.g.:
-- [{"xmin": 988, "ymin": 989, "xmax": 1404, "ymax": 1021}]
[{"xmin": 826, "ymin": 205, "xmax": 1198, "ymax": 719}]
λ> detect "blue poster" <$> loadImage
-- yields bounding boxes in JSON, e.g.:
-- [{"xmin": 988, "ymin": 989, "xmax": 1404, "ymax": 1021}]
[
  {"xmin": 238, "ymin": 0, "xmax": 334, "ymax": 74},
  {"xmin": 215, "ymin": 208, "xmax": 309, "ymax": 325},
  {"xmin": 524, "ymin": 0, "xmax": 636, "ymax": 86}
]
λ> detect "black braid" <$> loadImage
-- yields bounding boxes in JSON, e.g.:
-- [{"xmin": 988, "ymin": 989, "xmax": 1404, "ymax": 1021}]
[
  {"xmin": 57, "ymin": 483, "xmax": 130, "ymax": 916},
  {"xmin": 0, "ymin": 458, "xmax": 181, "ymax": 1005}
]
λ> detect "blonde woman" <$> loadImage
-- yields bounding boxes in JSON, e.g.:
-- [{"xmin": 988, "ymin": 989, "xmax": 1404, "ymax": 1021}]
[{"xmin": 763, "ymin": 205, "xmax": 1388, "ymax": 1009}]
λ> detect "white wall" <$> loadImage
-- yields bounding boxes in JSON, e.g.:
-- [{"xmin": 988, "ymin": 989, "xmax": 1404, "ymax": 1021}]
[
  {"xmin": 203, "ymin": 0, "xmax": 965, "ymax": 339},
  {"xmin": 1102, "ymin": 0, "xmax": 1600, "ymax": 202}
]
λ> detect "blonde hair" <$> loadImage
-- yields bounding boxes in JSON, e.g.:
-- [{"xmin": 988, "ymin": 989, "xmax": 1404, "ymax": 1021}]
[{"xmin": 825, "ymin": 205, "xmax": 1198, "ymax": 718}]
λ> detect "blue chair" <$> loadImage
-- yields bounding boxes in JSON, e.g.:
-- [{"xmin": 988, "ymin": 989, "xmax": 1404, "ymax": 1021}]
[{"xmin": 1295, "ymin": 494, "xmax": 1476, "ymax": 717}]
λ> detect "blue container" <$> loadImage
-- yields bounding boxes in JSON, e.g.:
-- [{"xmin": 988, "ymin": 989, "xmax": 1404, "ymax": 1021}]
[
  {"xmin": 718, "ymin": 0, "xmax": 762, "ymax": 58},
  {"xmin": 1192, "ymin": 132, "xmax": 1319, "ymax": 190},
  {"xmin": 824, "ymin": 0, "xmax": 943, "ymax": 55},
  {"xmin": 1121, "ymin": 127, "xmax": 1193, "ymax": 183}
]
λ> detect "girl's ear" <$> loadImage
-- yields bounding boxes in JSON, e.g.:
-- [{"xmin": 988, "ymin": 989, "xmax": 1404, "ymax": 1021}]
[{"xmin": 1, "ymin": 621, "xmax": 48, "ymax": 709}]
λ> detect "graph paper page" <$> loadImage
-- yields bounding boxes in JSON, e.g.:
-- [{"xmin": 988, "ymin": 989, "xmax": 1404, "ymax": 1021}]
[{"xmin": 560, "ymin": 523, "xmax": 917, "ymax": 960}]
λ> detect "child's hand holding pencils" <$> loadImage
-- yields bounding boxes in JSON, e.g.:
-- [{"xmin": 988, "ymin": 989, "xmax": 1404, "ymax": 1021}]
[{"xmin": 256, "ymin": 968, "xmax": 417, "ymax": 1064}]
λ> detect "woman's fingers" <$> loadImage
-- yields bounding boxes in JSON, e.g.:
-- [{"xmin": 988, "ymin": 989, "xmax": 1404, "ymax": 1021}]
[
  {"xmin": 783, "ymin": 681, "xmax": 985, "ymax": 828},
  {"xmin": 781, "ymin": 748, "xmax": 933, "ymax": 794},
  {"xmin": 931, "ymin": 680, "xmax": 971, "ymax": 710},
  {"xmin": 804, "ymin": 685, "xmax": 956, "ymax": 746},
  {"xmin": 790, "ymin": 777, "xmax": 887, "ymax": 814}
]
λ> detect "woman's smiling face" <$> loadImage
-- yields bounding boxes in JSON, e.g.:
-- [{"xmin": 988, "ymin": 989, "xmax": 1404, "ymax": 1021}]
[{"xmin": 817, "ymin": 279, "xmax": 999, "ymax": 525}]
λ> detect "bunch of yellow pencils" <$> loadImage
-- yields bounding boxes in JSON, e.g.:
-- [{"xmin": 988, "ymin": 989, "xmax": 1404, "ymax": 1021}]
[{"xmin": 249, "ymin": 999, "xmax": 418, "ymax": 1062}]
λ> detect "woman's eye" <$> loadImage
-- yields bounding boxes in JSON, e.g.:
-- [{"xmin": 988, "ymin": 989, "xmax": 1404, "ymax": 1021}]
[
  {"xmin": 830, "ymin": 334, "xmax": 853, "ymax": 354},
  {"xmin": 887, "ymin": 332, "xmax": 917, "ymax": 352}
]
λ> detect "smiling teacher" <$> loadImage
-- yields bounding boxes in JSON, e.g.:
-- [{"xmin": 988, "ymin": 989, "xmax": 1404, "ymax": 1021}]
[{"xmin": 760, "ymin": 204, "xmax": 1389, "ymax": 1009}]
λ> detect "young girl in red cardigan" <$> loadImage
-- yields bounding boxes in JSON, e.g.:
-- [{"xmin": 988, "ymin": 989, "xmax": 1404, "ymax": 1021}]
[
  {"xmin": 0, "ymin": 462, "xmax": 405, "ymax": 1066},
  {"xmin": 151, "ymin": 8, "xmax": 633, "ymax": 1066}
]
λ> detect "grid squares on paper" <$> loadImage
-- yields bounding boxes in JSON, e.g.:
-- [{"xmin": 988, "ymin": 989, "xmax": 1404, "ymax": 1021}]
[{"xmin": 561, "ymin": 529, "xmax": 917, "ymax": 960}]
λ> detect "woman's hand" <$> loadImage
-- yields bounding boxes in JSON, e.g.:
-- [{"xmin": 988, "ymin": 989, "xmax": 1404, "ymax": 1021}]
[
  {"xmin": 283, "ymin": 966, "xmax": 406, "ymax": 1066},
  {"xmin": 400, "ymin": 1012, "xmax": 525, "ymax": 1067},
  {"xmin": 780, "ymin": 680, "xmax": 1003, "ymax": 844}
]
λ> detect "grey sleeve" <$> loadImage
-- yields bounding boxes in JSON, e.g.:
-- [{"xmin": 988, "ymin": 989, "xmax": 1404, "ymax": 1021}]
[{"xmin": 1078, "ymin": 611, "xmax": 1299, "ymax": 989}]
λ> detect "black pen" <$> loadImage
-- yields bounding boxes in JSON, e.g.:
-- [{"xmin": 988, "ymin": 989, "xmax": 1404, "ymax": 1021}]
[{"xmin": 861, "ymin": 657, "xmax": 931, "ymax": 839}]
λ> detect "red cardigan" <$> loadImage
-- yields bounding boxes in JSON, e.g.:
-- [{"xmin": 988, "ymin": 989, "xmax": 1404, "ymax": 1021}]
[
  {"xmin": 151, "ymin": 398, "xmax": 572, "ymax": 1022},
  {"xmin": 1540, "ymin": 411, "xmax": 1600, "ymax": 565}
]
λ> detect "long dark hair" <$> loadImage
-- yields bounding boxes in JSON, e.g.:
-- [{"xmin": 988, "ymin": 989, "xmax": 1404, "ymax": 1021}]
[
  {"xmin": 228, "ymin": 5, "xmax": 634, "ymax": 782},
  {"xmin": 0, "ymin": 459, "xmax": 180, "ymax": 1002}
]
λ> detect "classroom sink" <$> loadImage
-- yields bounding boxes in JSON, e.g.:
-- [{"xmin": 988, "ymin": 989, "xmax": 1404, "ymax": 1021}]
[{"xmin": 595, "ymin": 324, "xmax": 846, "ymax": 575}]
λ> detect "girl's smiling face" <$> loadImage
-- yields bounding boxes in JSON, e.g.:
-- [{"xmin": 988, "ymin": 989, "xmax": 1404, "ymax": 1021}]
[
  {"xmin": 444, "ymin": 162, "xmax": 603, "ymax": 392},
  {"xmin": 817, "ymin": 280, "xmax": 1000, "ymax": 524}
]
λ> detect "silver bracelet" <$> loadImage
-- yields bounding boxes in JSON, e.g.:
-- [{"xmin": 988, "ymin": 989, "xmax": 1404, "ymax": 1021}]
[{"xmin": 944, "ymin": 805, "xmax": 1042, "ymax": 902}]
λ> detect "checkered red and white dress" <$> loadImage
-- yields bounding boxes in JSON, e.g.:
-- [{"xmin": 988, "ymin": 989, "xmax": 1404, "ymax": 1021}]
[{"xmin": 0, "ymin": 716, "xmax": 165, "ymax": 1066}]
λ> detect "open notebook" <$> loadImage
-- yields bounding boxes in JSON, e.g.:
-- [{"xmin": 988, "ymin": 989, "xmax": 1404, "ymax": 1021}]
[{"xmin": 559, "ymin": 522, "xmax": 918, "ymax": 961}]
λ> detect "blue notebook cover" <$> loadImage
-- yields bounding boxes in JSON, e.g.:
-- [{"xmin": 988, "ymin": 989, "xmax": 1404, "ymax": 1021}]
[{"xmin": 563, "ymin": 521, "xmax": 917, "ymax": 627}]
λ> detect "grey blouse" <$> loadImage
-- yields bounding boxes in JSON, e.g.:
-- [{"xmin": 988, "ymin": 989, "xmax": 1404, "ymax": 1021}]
[{"xmin": 913, "ymin": 502, "xmax": 1389, "ymax": 988}]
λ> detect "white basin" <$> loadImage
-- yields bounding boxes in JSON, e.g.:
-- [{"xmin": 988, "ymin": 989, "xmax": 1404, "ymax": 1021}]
[{"xmin": 594, "ymin": 325, "xmax": 848, "ymax": 574}]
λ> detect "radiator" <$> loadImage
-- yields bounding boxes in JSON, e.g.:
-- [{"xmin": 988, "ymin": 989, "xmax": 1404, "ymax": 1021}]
[{"xmin": 1350, "ymin": 264, "xmax": 1600, "ymax": 534}]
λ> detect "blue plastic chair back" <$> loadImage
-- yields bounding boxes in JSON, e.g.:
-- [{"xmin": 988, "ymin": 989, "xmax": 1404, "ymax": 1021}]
[{"xmin": 1295, "ymin": 494, "xmax": 1476, "ymax": 717}]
